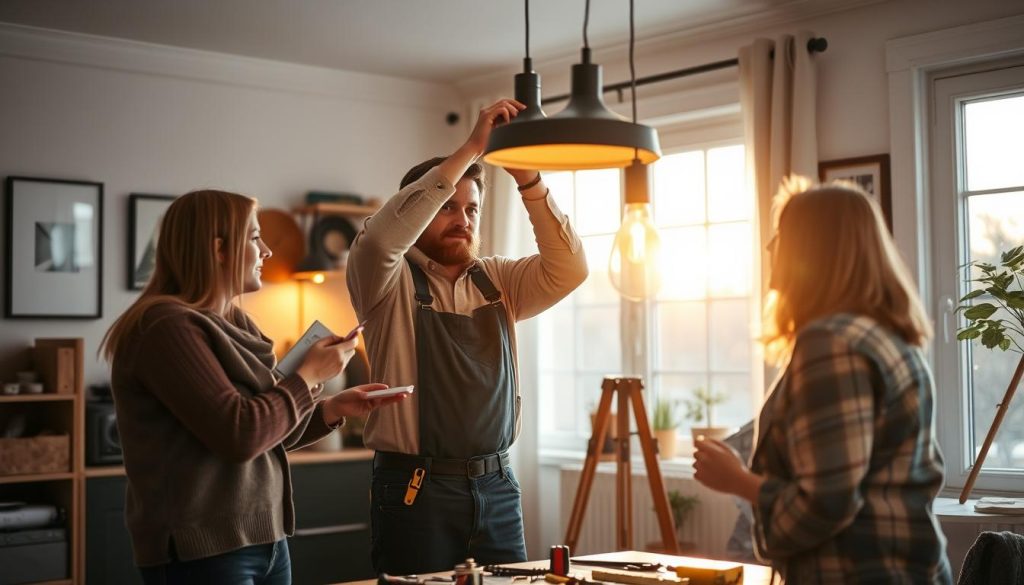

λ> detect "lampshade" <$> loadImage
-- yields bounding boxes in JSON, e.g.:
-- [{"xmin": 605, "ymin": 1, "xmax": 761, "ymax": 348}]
[{"xmin": 484, "ymin": 48, "xmax": 661, "ymax": 170}]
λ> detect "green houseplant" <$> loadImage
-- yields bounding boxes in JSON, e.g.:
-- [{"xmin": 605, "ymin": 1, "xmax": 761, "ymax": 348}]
[
  {"xmin": 667, "ymin": 489, "xmax": 700, "ymax": 549},
  {"xmin": 684, "ymin": 386, "xmax": 729, "ymax": 444},
  {"xmin": 955, "ymin": 244, "xmax": 1024, "ymax": 503},
  {"xmin": 652, "ymin": 399, "xmax": 680, "ymax": 460}
]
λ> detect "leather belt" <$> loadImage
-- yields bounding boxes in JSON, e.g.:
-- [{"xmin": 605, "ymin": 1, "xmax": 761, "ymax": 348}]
[{"xmin": 374, "ymin": 450, "xmax": 509, "ymax": 479}]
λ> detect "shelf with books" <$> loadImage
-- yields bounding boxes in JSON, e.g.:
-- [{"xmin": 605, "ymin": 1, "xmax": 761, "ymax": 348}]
[
  {"xmin": 0, "ymin": 338, "xmax": 83, "ymax": 585},
  {"xmin": 0, "ymin": 394, "xmax": 75, "ymax": 404},
  {"xmin": 292, "ymin": 201, "xmax": 381, "ymax": 218},
  {"xmin": 0, "ymin": 472, "xmax": 75, "ymax": 485}
]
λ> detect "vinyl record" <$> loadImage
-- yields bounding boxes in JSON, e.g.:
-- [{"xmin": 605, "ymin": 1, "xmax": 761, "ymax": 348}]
[{"xmin": 310, "ymin": 216, "xmax": 357, "ymax": 263}]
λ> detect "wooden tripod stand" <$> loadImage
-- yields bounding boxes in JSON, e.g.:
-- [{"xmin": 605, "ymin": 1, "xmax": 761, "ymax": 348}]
[{"xmin": 565, "ymin": 376, "xmax": 678, "ymax": 553}]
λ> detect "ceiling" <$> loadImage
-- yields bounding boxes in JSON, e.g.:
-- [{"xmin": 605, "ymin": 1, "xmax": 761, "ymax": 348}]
[{"xmin": 0, "ymin": 0, "xmax": 842, "ymax": 83}]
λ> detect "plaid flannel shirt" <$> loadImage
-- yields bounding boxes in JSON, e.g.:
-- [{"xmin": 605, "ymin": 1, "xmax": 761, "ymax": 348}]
[{"xmin": 751, "ymin": 313, "xmax": 952, "ymax": 584}]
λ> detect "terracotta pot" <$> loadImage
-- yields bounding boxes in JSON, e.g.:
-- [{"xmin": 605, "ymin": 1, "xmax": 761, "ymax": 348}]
[
  {"xmin": 654, "ymin": 428, "xmax": 678, "ymax": 460},
  {"xmin": 691, "ymin": 426, "xmax": 731, "ymax": 444}
]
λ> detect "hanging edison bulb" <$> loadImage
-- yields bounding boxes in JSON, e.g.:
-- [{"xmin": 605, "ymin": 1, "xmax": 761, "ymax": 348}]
[{"xmin": 609, "ymin": 160, "xmax": 662, "ymax": 300}]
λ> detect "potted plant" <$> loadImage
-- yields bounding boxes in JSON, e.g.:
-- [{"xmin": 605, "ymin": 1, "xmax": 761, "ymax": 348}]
[
  {"xmin": 955, "ymin": 244, "xmax": 1024, "ymax": 502},
  {"xmin": 652, "ymin": 399, "xmax": 680, "ymax": 460},
  {"xmin": 667, "ymin": 489, "xmax": 700, "ymax": 552},
  {"xmin": 684, "ymin": 386, "xmax": 730, "ymax": 444}
]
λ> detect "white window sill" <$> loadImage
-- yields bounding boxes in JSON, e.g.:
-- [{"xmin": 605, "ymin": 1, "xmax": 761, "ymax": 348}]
[{"xmin": 539, "ymin": 448, "xmax": 697, "ymax": 478}]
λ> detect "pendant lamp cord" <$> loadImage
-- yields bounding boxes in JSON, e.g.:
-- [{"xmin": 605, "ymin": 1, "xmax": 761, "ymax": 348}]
[
  {"xmin": 583, "ymin": 0, "xmax": 590, "ymax": 49},
  {"xmin": 525, "ymin": 0, "xmax": 530, "ymax": 60},
  {"xmin": 629, "ymin": 0, "xmax": 639, "ymax": 159}
]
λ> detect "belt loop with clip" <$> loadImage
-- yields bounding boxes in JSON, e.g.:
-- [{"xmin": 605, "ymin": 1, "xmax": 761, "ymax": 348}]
[{"xmin": 404, "ymin": 467, "xmax": 426, "ymax": 505}]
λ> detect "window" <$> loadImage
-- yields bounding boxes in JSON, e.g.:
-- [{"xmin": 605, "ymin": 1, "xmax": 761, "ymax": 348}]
[
  {"xmin": 538, "ymin": 138, "xmax": 756, "ymax": 453},
  {"xmin": 931, "ymin": 62, "xmax": 1024, "ymax": 492}
]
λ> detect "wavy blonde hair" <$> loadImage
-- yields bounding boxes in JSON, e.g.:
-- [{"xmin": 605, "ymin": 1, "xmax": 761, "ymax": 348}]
[
  {"xmin": 101, "ymin": 190, "xmax": 257, "ymax": 362},
  {"xmin": 763, "ymin": 177, "xmax": 931, "ymax": 364}
]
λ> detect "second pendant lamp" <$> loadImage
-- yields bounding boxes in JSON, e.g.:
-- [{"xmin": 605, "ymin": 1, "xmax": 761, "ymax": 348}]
[{"xmin": 483, "ymin": 0, "xmax": 661, "ymax": 171}]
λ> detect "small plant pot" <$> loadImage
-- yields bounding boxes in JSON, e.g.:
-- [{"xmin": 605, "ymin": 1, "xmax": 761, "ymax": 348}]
[
  {"xmin": 654, "ymin": 428, "xmax": 678, "ymax": 460},
  {"xmin": 691, "ymin": 426, "xmax": 731, "ymax": 444}
]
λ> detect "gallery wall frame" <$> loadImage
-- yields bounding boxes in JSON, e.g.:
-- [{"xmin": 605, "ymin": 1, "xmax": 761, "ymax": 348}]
[
  {"xmin": 128, "ymin": 194, "xmax": 175, "ymax": 290},
  {"xmin": 818, "ymin": 154, "xmax": 892, "ymax": 231},
  {"xmin": 4, "ymin": 176, "xmax": 104, "ymax": 319}
]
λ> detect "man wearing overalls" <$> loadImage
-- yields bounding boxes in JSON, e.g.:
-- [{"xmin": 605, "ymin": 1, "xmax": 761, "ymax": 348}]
[{"xmin": 346, "ymin": 99, "xmax": 588, "ymax": 573}]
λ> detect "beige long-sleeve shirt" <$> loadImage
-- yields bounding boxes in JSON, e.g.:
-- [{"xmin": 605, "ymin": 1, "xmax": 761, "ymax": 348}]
[{"xmin": 346, "ymin": 165, "xmax": 588, "ymax": 454}]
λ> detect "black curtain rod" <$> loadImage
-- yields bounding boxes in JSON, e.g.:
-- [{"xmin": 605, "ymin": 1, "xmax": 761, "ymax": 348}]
[{"xmin": 542, "ymin": 36, "xmax": 828, "ymax": 105}]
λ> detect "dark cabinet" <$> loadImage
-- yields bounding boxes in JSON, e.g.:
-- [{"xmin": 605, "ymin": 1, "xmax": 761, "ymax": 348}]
[
  {"xmin": 85, "ymin": 476, "xmax": 142, "ymax": 585},
  {"xmin": 84, "ymin": 457, "xmax": 374, "ymax": 584},
  {"xmin": 289, "ymin": 459, "xmax": 374, "ymax": 584}
]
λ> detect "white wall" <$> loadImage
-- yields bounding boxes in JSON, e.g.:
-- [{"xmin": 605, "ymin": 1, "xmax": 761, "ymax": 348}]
[
  {"xmin": 456, "ymin": 0, "xmax": 1024, "ymax": 560},
  {"xmin": 0, "ymin": 24, "xmax": 463, "ymax": 385}
]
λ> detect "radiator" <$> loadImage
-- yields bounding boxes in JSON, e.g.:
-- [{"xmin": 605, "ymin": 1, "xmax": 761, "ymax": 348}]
[{"xmin": 559, "ymin": 464, "xmax": 740, "ymax": 558}]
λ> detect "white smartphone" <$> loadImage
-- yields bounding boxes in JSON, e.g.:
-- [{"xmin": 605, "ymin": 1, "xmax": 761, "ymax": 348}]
[{"xmin": 364, "ymin": 385, "xmax": 414, "ymax": 399}]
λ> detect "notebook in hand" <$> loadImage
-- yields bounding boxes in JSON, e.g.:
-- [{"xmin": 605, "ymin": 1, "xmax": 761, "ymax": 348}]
[{"xmin": 275, "ymin": 320, "xmax": 335, "ymax": 378}]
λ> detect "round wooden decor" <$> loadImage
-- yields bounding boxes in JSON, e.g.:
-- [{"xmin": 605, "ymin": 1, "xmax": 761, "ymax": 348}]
[{"xmin": 257, "ymin": 209, "xmax": 303, "ymax": 283}]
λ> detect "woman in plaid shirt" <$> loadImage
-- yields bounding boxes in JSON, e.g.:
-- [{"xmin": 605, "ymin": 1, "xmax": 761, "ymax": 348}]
[{"xmin": 694, "ymin": 180, "xmax": 952, "ymax": 583}]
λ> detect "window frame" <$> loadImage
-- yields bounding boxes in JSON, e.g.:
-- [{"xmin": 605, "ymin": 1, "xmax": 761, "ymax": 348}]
[
  {"xmin": 537, "ymin": 114, "xmax": 760, "ymax": 456},
  {"xmin": 930, "ymin": 61, "xmax": 1024, "ymax": 493}
]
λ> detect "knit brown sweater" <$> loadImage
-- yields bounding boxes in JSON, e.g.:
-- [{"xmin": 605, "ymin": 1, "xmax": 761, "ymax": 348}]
[{"xmin": 110, "ymin": 302, "xmax": 335, "ymax": 566}]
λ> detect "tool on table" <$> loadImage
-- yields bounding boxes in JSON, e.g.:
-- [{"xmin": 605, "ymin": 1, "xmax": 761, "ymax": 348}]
[
  {"xmin": 589, "ymin": 570, "xmax": 688, "ymax": 585},
  {"xmin": 550, "ymin": 545, "xmax": 571, "ymax": 576},
  {"xmin": 483, "ymin": 566, "xmax": 548, "ymax": 577},
  {"xmin": 454, "ymin": 559, "xmax": 484, "ymax": 585},
  {"xmin": 568, "ymin": 560, "xmax": 664, "ymax": 572},
  {"xmin": 378, "ymin": 574, "xmax": 454, "ymax": 585}
]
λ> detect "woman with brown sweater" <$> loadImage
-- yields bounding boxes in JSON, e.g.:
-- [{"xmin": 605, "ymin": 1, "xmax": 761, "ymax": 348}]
[{"xmin": 102, "ymin": 190, "xmax": 404, "ymax": 585}]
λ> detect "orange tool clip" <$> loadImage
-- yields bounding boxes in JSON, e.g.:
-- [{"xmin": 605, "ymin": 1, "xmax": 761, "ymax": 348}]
[{"xmin": 404, "ymin": 467, "xmax": 426, "ymax": 505}]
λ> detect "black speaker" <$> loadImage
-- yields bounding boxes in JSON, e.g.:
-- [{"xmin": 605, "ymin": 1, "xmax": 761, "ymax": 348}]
[{"xmin": 86, "ymin": 402, "xmax": 122, "ymax": 466}]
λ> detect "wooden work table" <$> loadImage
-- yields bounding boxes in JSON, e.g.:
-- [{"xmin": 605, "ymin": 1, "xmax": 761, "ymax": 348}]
[{"xmin": 340, "ymin": 550, "xmax": 773, "ymax": 585}]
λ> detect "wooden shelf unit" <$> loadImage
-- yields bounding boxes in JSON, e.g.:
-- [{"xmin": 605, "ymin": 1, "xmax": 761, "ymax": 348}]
[
  {"xmin": 0, "ymin": 393, "xmax": 76, "ymax": 403},
  {"xmin": 0, "ymin": 338, "xmax": 83, "ymax": 585},
  {"xmin": 292, "ymin": 201, "xmax": 380, "ymax": 217}
]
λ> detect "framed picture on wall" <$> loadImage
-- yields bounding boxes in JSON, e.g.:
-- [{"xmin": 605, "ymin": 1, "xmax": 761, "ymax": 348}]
[
  {"xmin": 818, "ymin": 154, "xmax": 892, "ymax": 231},
  {"xmin": 128, "ymin": 194, "xmax": 176, "ymax": 290},
  {"xmin": 4, "ymin": 176, "xmax": 104, "ymax": 319}
]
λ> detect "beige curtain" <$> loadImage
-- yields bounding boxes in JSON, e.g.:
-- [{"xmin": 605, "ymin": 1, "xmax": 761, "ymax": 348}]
[
  {"xmin": 739, "ymin": 31, "xmax": 819, "ymax": 292},
  {"xmin": 739, "ymin": 31, "xmax": 819, "ymax": 393}
]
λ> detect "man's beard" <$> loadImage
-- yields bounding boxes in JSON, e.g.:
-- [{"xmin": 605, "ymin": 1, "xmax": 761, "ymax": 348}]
[{"xmin": 416, "ymin": 229, "xmax": 481, "ymax": 266}]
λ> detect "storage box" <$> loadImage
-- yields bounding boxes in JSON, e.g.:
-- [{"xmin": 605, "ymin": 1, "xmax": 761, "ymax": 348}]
[
  {"xmin": 0, "ymin": 435, "xmax": 70, "ymax": 476},
  {"xmin": 34, "ymin": 345, "xmax": 75, "ymax": 394},
  {"xmin": 0, "ymin": 528, "xmax": 68, "ymax": 585}
]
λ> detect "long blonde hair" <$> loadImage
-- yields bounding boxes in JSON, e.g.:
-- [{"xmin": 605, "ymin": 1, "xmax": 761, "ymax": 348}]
[
  {"xmin": 101, "ymin": 190, "xmax": 257, "ymax": 362},
  {"xmin": 763, "ymin": 178, "xmax": 931, "ymax": 363}
]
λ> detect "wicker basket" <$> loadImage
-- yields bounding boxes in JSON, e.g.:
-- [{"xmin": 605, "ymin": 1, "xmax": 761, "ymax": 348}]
[{"xmin": 0, "ymin": 434, "xmax": 70, "ymax": 476}]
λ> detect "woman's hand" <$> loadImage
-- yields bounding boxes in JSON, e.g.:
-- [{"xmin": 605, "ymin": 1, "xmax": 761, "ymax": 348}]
[
  {"xmin": 295, "ymin": 336, "xmax": 356, "ymax": 391},
  {"xmin": 693, "ymin": 437, "xmax": 765, "ymax": 503},
  {"xmin": 322, "ymin": 383, "xmax": 410, "ymax": 426}
]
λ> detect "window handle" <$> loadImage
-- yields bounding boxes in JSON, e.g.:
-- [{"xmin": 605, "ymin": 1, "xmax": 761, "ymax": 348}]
[{"xmin": 942, "ymin": 296, "xmax": 955, "ymax": 344}]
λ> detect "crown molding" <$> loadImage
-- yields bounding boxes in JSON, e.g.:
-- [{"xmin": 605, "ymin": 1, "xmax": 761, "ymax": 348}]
[
  {"xmin": 0, "ymin": 22, "xmax": 459, "ymax": 109},
  {"xmin": 885, "ymin": 13, "xmax": 1024, "ymax": 71}
]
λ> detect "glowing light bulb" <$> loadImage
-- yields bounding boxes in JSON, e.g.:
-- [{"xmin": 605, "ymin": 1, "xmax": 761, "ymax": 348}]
[
  {"xmin": 311, "ymin": 273, "xmax": 326, "ymax": 284},
  {"xmin": 609, "ymin": 202, "xmax": 662, "ymax": 301}
]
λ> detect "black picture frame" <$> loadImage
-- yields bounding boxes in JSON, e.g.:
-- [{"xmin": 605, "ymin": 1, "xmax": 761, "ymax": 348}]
[
  {"xmin": 128, "ymin": 194, "xmax": 176, "ymax": 290},
  {"xmin": 4, "ymin": 176, "xmax": 104, "ymax": 319},
  {"xmin": 818, "ymin": 154, "xmax": 893, "ymax": 232}
]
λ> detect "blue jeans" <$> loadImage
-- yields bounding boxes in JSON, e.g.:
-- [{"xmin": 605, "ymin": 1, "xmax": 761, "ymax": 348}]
[
  {"xmin": 371, "ymin": 466, "xmax": 527, "ymax": 574},
  {"xmin": 139, "ymin": 539, "xmax": 291, "ymax": 585}
]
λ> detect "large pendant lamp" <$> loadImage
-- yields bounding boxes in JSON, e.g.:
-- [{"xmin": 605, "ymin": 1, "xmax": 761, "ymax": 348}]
[{"xmin": 483, "ymin": 0, "xmax": 661, "ymax": 170}]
